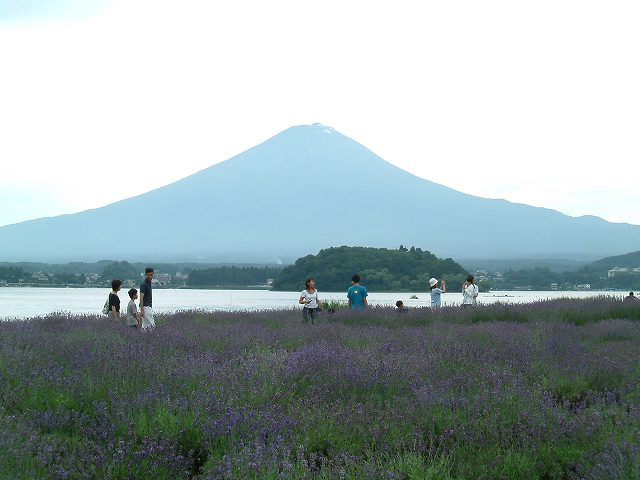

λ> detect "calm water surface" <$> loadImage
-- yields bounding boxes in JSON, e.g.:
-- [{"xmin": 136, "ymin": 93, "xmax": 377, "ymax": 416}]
[{"xmin": 0, "ymin": 287, "xmax": 623, "ymax": 320}]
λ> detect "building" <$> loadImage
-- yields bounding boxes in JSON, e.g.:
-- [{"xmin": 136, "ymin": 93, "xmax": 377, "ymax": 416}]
[
  {"xmin": 608, "ymin": 267, "xmax": 640, "ymax": 278},
  {"xmin": 85, "ymin": 273, "xmax": 101, "ymax": 284},
  {"xmin": 32, "ymin": 272, "xmax": 50, "ymax": 281},
  {"xmin": 152, "ymin": 273, "xmax": 172, "ymax": 286}
]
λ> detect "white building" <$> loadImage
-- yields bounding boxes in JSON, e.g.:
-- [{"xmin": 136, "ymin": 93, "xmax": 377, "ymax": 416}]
[{"xmin": 608, "ymin": 267, "xmax": 640, "ymax": 278}]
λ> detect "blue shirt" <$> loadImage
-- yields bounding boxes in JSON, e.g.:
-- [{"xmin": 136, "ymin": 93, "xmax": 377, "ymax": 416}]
[
  {"xmin": 430, "ymin": 288, "xmax": 444, "ymax": 307},
  {"xmin": 347, "ymin": 285, "xmax": 368, "ymax": 309},
  {"xmin": 140, "ymin": 279, "xmax": 153, "ymax": 307}
]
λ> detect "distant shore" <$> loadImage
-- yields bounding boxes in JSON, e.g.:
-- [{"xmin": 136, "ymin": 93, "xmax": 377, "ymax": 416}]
[
  {"xmin": 0, "ymin": 283, "xmax": 629, "ymax": 293},
  {"xmin": 0, "ymin": 284, "xmax": 273, "ymax": 290}
]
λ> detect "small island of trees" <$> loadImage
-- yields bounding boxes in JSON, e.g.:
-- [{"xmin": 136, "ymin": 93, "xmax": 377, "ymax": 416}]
[{"xmin": 271, "ymin": 245, "xmax": 468, "ymax": 292}]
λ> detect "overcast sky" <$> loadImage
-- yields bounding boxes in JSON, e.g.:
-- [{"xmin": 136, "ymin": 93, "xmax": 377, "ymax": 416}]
[{"xmin": 1, "ymin": 0, "xmax": 639, "ymax": 228}]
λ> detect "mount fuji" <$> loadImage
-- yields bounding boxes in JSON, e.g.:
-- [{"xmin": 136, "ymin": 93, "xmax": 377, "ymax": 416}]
[{"xmin": 1, "ymin": 124, "xmax": 638, "ymax": 263}]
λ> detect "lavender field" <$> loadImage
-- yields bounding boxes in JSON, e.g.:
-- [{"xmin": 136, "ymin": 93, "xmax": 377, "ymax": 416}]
[{"xmin": 1, "ymin": 298, "xmax": 639, "ymax": 479}]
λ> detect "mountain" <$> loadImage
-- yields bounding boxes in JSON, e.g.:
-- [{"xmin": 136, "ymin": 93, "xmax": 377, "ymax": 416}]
[
  {"xmin": 589, "ymin": 250, "xmax": 640, "ymax": 270},
  {"xmin": 1, "ymin": 123, "xmax": 640, "ymax": 263}
]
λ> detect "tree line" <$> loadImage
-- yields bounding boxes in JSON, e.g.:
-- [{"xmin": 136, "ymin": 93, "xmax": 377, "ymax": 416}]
[
  {"xmin": 271, "ymin": 245, "xmax": 469, "ymax": 292},
  {"xmin": 3, "ymin": 249, "xmax": 638, "ymax": 291},
  {"xmin": 0, "ymin": 262, "xmax": 283, "ymax": 288},
  {"xmin": 186, "ymin": 266, "xmax": 283, "ymax": 288},
  {"xmin": 497, "ymin": 265, "xmax": 640, "ymax": 290}
]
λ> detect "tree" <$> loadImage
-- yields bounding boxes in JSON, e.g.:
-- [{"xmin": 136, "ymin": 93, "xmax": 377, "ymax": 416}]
[
  {"xmin": 101, "ymin": 261, "xmax": 140, "ymax": 284},
  {"xmin": 187, "ymin": 266, "xmax": 283, "ymax": 287},
  {"xmin": 0, "ymin": 266, "xmax": 28, "ymax": 282},
  {"xmin": 272, "ymin": 246, "xmax": 467, "ymax": 291}
]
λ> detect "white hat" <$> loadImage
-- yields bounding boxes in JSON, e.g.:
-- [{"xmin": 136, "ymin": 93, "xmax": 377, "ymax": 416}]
[{"xmin": 429, "ymin": 278, "xmax": 438, "ymax": 287}]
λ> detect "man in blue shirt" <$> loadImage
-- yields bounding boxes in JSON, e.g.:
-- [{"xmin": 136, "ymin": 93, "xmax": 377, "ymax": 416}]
[{"xmin": 347, "ymin": 274, "xmax": 368, "ymax": 309}]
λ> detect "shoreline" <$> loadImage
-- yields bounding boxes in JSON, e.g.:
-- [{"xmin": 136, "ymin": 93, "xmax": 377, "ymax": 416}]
[{"xmin": 0, "ymin": 284, "xmax": 628, "ymax": 293}]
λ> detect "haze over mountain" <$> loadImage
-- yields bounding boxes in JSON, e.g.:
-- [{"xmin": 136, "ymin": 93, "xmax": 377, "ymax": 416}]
[{"xmin": 1, "ymin": 123, "xmax": 639, "ymax": 263}]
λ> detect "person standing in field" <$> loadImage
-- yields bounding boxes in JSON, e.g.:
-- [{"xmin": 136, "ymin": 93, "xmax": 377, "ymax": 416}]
[
  {"xmin": 462, "ymin": 275, "xmax": 478, "ymax": 307},
  {"xmin": 347, "ymin": 274, "xmax": 368, "ymax": 310},
  {"xmin": 139, "ymin": 268, "xmax": 155, "ymax": 330},
  {"xmin": 125, "ymin": 288, "xmax": 142, "ymax": 329},
  {"xmin": 109, "ymin": 279, "xmax": 122, "ymax": 320},
  {"xmin": 299, "ymin": 277, "xmax": 321, "ymax": 323},
  {"xmin": 429, "ymin": 277, "xmax": 446, "ymax": 307},
  {"xmin": 624, "ymin": 291, "xmax": 637, "ymax": 302}
]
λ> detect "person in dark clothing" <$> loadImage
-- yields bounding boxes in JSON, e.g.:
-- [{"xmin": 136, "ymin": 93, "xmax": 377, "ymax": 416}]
[{"xmin": 109, "ymin": 279, "xmax": 122, "ymax": 321}]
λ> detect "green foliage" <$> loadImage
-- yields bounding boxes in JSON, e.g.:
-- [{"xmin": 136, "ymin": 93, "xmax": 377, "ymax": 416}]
[
  {"xmin": 272, "ymin": 245, "xmax": 467, "ymax": 291},
  {"xmin": 0, "ymin": 266, "xmax": 29, "ymax": 282},
  {"xmin": 101, "ymin": 260, "xmax": 141, "ymax": 283},
  {"xmin": 1, "ymin": 301, "xmax": 639, "ymax": 479},
  {"xmin": 187, "ymin": 265, "xmax": 282, "ymax": 287},
  {"xmin": 501, "ymin": 260, "xmax": 640, "ymax": 291},
  {"xmin": 387, "ymin": 452, "xmax": 455, "ymax": 479},
  {"xmin": 591, "ymin": 250, "xmax": 640, "ymax": 269},
  {"xmin": 321, "ymin": 299, "xmax": 349, "ymax": 311},
  {"xmin": 502, "ymin": 266, "xmax": 558, "ymax": 290},
  {"xmin": 53, "ymin": 272, "xmax": 86, "ymax": 284}
]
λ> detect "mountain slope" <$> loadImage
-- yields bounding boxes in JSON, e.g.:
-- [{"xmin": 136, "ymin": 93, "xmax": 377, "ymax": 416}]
[
  {"xmin": 590, "ymin": 250, "xmax": 640, "ymax": 269},
  {"xmin": 1, "ymin": 124, "xmax": 639, "ymax": 262}
]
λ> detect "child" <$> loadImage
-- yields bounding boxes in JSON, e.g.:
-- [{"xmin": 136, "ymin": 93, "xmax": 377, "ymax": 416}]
[{"xmin": 125, "ymin": 288, "xmax": 142, "ymax": 329}]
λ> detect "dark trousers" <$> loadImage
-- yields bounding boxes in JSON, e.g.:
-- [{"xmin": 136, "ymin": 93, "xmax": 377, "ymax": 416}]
[{"xmin": 302, "ymin": 307, "xmax": 317, "ymax": 323}]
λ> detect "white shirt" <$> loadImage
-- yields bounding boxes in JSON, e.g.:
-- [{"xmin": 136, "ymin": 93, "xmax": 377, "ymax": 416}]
[
  {"xmin": 462, "ymin": 284, "xmax": 479, "ymax": 305},
  {"xmin": 300, "ymin": 289, "xmax": 319, "ymax": 308}
]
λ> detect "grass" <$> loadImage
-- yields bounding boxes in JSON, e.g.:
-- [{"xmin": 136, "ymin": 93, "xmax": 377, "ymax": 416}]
[{"xmin": 0, "ymin": 297, "xmax": 638, "ymax": 479}]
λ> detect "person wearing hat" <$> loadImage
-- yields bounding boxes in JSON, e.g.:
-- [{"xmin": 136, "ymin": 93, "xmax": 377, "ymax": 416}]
[{"xmin": 429, "ymin": 277, "xmax": 446, "ymax": 307}]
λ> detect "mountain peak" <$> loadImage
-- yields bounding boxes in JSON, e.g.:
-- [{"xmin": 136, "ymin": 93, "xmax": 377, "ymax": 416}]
[
  {"xmin": 310, "ymin": 122, "xmax": 335, "ymax": 131},
  {"xmin": 1, "ymin": 125, "xmax": 640, "ymax": 263},
  {"xmin": 277, "ymin": 123, "xmax": 340, "ymax": 141}
]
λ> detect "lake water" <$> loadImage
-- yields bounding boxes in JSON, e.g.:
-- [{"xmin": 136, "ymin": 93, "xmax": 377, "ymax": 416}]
[{"xmin": 0, "ymin": 287, "xmax": 623, "ymax": 320}]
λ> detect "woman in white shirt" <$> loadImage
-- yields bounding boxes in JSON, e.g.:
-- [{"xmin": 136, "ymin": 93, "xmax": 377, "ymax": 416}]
[
  {"xmin": 462, "ymin": 275, "xmax": 479, "ymax": 307},
  {"xmin": 299, "ymin": 277, "xmax": 321, "ymax": 323}
]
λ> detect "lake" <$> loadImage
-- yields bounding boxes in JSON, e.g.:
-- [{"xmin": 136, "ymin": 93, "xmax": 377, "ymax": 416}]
[{"xmin": 0, "ymin": 287, "xmax": 624, "ymax": 320}]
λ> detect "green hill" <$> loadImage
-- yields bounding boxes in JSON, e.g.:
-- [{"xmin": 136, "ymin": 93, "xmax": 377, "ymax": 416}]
[
  {"xmin": 590, "ymin": 250, "xmax": 640, "ymax": 269},
  {"xmin": 497, "ymin": 250, "xmax": 640, "ymax": 291},
  {"xmin": 272, "ymin": 245, "xmax": 467, "ymax": 292}
]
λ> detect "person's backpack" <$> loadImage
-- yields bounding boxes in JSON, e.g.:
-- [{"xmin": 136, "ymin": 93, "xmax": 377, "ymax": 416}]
[{"xmin": 102, "ymin": 297, "xmax": 110, "ymax": 315}]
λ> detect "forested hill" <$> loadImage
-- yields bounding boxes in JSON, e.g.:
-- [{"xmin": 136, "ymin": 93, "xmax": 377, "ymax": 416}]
[
  {"xmin": 590, "ymin": 250, "xmax": 640, "ymax": 269},
  {"xmin": 271, "ymin": 246, "xmax": 467, "ymax": 292}
]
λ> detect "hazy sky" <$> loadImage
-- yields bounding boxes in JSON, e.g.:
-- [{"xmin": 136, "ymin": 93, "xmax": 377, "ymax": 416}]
[{"xmin": 1, "ymin": 0, "xmax": 639, "ymax": 228}]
